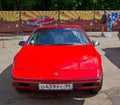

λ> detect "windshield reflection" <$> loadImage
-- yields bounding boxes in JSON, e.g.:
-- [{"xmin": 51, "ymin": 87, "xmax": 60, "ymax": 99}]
[{"xmin": 27, "ymin": 28, "xmax": 90, "ymax": 45}]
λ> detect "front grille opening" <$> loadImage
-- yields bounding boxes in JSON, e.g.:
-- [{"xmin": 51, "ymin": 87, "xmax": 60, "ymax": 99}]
[
  {"xmin": 18, "ymin": 83, "xmax": 30, "ymax": 87},
  {"xmin": 82, "ymin": 83, "xmax": 94, "ymax": 86},
  {"xmin": 74, "ymin": 82, "xmax": 99, "ymax": 88}
]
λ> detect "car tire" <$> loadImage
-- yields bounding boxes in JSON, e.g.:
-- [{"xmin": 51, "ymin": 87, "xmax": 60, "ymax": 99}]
[
  {"xmin": 91, "ymin": 87, "xmax": 101, "ymax": 94},
  {"xmin": 90, "ymin": 75, "xmax": 103, "ymax": 94},
  {"xmin": 15, "ymin": 88, "xmax": 26, "ymax": 93}
]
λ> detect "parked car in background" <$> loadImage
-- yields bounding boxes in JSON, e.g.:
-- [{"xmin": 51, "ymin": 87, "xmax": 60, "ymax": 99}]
[
  {"xmin": 26, "ymin": 16, "xmax": 55, "ymax": 26},
  {"xmin": 12, "ymin": 25, "xmax": 103, "ymax": 94}
]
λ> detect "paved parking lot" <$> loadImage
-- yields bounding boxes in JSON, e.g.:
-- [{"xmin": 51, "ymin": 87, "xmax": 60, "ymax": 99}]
[{"xmin": 0, "ymin": 32, "xmax": 120, "ymax": 105}]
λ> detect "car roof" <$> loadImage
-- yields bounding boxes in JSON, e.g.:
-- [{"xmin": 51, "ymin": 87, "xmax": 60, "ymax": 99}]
[{"xmin": 34, "ymin": 25, "xmax": 84, "ymax": 30}]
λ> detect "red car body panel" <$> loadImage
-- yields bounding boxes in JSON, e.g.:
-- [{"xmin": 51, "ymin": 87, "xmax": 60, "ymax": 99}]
[
  {"xmin": 12, "ymin": 25, "xmax": 102, "ymax": 92},
  {"xmin": 13, "ymin": 45, "xmax": 101, "ymax": 79}
]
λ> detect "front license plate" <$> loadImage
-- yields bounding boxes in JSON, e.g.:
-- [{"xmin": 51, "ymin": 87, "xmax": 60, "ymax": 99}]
[{"xmin": 39, "ymin": 84, "xmax": 73, "ymax": 90}]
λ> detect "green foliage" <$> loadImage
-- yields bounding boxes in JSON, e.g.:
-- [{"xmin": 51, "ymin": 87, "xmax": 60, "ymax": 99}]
[{"xmin": 0, "ymin": 0, "xmax": 120, "ymax": 10}]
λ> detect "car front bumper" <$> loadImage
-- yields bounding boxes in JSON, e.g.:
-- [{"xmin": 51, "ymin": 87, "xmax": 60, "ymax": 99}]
[{"xmin": 12, "ymin": 77, "xmax": 102, "ymax": 91}]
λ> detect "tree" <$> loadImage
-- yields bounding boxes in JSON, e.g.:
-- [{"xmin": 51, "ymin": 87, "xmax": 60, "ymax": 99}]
[
  {"xmin": 0, "ymin": 0, "xmax": 2, "ymax": 10},
  {"xmin": 0, "ymin": 0, "xmax": 120, "ymax": 10}
]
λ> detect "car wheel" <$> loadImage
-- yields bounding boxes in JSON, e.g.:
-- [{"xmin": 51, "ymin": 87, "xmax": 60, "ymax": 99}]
[
  {"xmin": 91, "ymin": 87, "xmax": 101, "ymax": 94},
  {"xmin": 90, "ymin": 76, "xmax": 103, "ymax": 94},
  {"xmin": 15, "ymin": 88, "xmax": 26, "ymax": 93}
]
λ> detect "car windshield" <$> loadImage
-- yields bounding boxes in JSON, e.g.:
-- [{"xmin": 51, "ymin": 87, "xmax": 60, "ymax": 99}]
[{"xmin": 27, "ymin": 28, "xmax": 90, "ymax": 45}]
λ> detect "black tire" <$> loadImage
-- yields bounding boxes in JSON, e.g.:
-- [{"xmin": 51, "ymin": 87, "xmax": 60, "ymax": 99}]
[
  {"xmin": 91, "ymin": 87, "xmax": 101, "ymax": 94},
  {"xmin": 89, "ymin": 76, "xmax": 103, "ymax": 94},
  {"xmin": 15, "ymin": 88, "xmax": 26, "ymax": 93}
]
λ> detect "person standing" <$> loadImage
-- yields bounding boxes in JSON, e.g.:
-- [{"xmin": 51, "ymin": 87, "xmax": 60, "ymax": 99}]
[
  {"xmin": 105, "ymin": 13, "xmax": 113, "ymax": 37},
  {"xmin": 101, "ymin": 11, "xmax": 108, "ymax": 36}
]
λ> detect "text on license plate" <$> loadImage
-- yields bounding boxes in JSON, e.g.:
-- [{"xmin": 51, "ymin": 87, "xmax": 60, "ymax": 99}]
[{"xmin": 39, "ymin": 84, "xmax": 73, "ymax": 90}]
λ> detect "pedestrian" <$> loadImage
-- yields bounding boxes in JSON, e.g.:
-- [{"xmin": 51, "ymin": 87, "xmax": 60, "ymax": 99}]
[
  {"xmin": 105, "ymin": 13, "xmax": 113, "ymax": 37},
  {"xmin": 100, "ymin": 11, "xmax": 108, "ymax": 36},
  {"xmin": 117, "ymin": 27, "xmax": 120, "ymax": 40}
]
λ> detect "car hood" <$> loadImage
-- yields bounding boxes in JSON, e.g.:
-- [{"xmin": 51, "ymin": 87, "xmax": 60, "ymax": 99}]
[{"xmin": 13, "ymin": 45, "xmax": 101, "ymax": 80}]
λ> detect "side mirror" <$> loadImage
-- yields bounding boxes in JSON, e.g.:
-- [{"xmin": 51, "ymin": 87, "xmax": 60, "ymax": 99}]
[
  {"xmin": 19, "ymin": 41, "xmax": 25, "ymax": 46},
  {"xmin": 92, "ymin": 40, "xmax": 100, "ymax": 46}
]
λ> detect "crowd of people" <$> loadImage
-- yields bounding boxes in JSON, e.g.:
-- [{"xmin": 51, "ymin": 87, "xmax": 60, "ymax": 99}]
[{"xmin": 101, "ymin": 10, "xmax": 113, "ymax": 37}]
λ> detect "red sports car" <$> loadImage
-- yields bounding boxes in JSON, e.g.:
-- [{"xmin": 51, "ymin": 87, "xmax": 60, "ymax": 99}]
[
  {"xmin": 12, "ymin": 25, "xmax": 103, "ymax": 93},
  {"xmin": 26, "ymin": 16, "xmax": 55, "ymax": 26}
]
